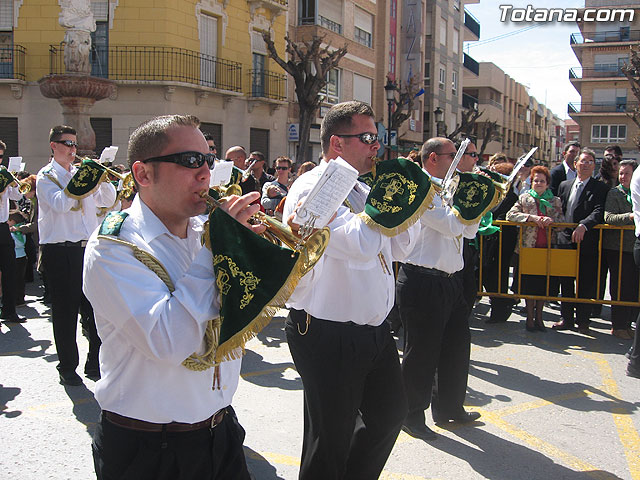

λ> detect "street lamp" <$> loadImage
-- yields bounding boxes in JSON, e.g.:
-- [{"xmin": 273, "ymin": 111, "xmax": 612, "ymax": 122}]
[
  {"xmin": 433, "ymin": 107, "xmax": 445, "ymax": 137},
  {"xmin": 384, "ymin": 78, "xmax": 397, "ymax": 160}
]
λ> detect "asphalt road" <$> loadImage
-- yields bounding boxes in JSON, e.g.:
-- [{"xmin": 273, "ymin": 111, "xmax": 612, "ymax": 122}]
[{"xmin": 1, "ymin": 280, "xmax": 639, "ymax": 480}]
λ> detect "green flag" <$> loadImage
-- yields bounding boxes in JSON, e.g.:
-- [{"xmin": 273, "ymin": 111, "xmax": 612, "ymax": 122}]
[
  {"xmin": 65, "ymin": 158, "xmax": 108, "ymax": 200},
  {"xmin": 0, "ymin": 167, "xmax": 15, "ymax": 194},
  {"xmin": 360, "ymin": 157, "xmax": 434, "ymax": 236},
  {"xmin": 452, "ymin": 172, "xmax": 500, "ymax": 224}
]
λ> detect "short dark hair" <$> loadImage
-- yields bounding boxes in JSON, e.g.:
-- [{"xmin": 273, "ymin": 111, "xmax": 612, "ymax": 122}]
[
  {"xmin": 249, "ymin": 151, "xmax": 266, "ymax": 162},
  {"xmin": 320, "ymin": 101, "xmax": 375, "ymax": 154},
  {"xmin": 420, "ymin": 137, "xmax": 452, "ymax": 165},
  {"xmin": 604, "ymin": 144, "xmax": 622, "ymax": 157},
  {"xmin": 202, "ymin": 132, "xmax": 214, "ymax": 142},
  {"xmin": 127, "ymin": 114, "xmax": 200, "ymax": 170},
  {"xmin": 49, "ymin": 125, "xmax": 76, "ymax": 143},
  {"xmin": 563, "ymin": 141, "xmax": 580, "ymax": 153},
  {"xmin": 580, "ymin": 147, "xmax": 596, "ymax": 162},
  {"xmin": 274, "ymin": 156, "xmax": 292, "ymax": 168},
  {"xmin": 0, "ymin": 140, "xmax": 6, "ymax": 150}
]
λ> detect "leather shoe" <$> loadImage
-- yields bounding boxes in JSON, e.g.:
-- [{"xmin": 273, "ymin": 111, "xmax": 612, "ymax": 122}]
[
  {"xmin": 485, "ymin": 317, "xmax": 507, "ymax": 324},
  {"xmin": 434, "ymin": 410, "xmax": 481, "ymax": 424},
  {"xmin": 1, "ymin": 313, "xmax": 26, "ymax": 323},
  {"xmin": 84, "ymin": 369, "xmax": 101, "ymax": 380},
  {"xmin": 552, "ymin": 321, "xmax": 574, "ymax": 331},
  {"xmin": 59, "ymin": 371, "xmax": 83, "ymax": 386},
  {"xmin": 577, "ymin": 325, "xmax": 591, "ymax": 335},
  {"xmin": 402, "ymin": 422, "xmax": 437, "ymax": 440}
]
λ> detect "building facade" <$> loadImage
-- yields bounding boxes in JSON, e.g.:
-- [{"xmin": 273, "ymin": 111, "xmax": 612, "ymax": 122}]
[
  {"xmin": 0, "ymin": 0, "xmax": 289, "ymax": 169},
  {"xmin": 463, "ymin": 61, "xmax": 563, "ymax": 165},
  {"xmin": 568, "ymin": 0, "xmax": 640, "ymax": 161}
]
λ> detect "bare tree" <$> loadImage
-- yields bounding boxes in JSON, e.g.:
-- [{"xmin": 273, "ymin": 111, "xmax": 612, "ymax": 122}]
[
  {"xmin": 477, "ymin": 120, "xmax": 500, "ymax": 159},
  {"xmin": 389, "ymin": 75, "xmax": 421, "ymax": 132},
  {"xmin": 446, "ymin": 108, "xmax": 484, "ymax": 141},
  {"xmin": 622, "ymin": 46, "xmax": 640, "ymax": 151},
  {"xmin": 263, "ymin": 32, "xmax": 347, "ymax": 164}
]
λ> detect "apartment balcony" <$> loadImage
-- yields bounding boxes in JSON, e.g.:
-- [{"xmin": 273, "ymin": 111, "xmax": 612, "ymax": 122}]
[
  {"xmin": 299, "ymin": 15, "xmax": 343, "ymax": 34},
  {"xmin": 462, "ymin": 92, "xmax": 478, "ymax": 110},
  {"xmin": 248, "ymin": 69, "xmax": 287, "ymax": 101},
  {"xmin": 0, "ymin": 45, "xmax": 26, "ymax": 81},
  {"xmin": 246, "ymin": 0, "xmax": 288, "ymax": 18},
  {"xmin": 569, "ymin": 65, "xmax": 628, "ymax": 80},
  {"xmin": 570, "ymin": 28, "xmax": 640, "ymax": 45},
  {"xmin": 568, "ymin": 100, "xmax": 638, "ymax": 115},
  {"xmin": 463, "ymin": 52, "xmax": 479, "ymax": 76},
  {"xmin": 463, "ymin": 9, "xmax": 480, "ymax": 41},
  {"xmin": 48, "ymin": 44, "xmax": 243, "ymax": 93}
]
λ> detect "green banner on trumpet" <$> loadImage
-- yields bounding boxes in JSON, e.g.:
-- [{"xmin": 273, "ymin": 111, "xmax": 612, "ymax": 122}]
[
  {"xmin": 204, "ymin": 207, "xmax": 308, "ymax": 362},
  {"xmin": 360, "ymin": 157, "xmax": 434, "ymax": 237},
  {"xmin": 0, "ymin": 167, "xmax": 15, "ymax": 194},
  {"xmin": 65, "ymin": 158, "xmax": 108, "ymax": 200},
  {"xmin": 452, "ymin": 172, "xmax": 501, "ymax": 224}
]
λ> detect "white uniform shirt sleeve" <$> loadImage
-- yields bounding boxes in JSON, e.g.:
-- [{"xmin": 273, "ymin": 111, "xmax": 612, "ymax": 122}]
[
  {"xmin": 83, "ymin": 239, "xmax": 218, "ymax": 365},
  {"xmin": 36, "ymin": 170, "xmax": 78, "ymax": 213}
]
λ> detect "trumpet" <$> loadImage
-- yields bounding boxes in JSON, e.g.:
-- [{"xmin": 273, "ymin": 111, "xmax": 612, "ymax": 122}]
[
  {"xmin": 200, "ymin": 191, "xmax": 329, "ymax": 276},
  {"xmin": 74, "ymin": 155, "xmax": 136, "ymax": 199},
  {"xmin": 240, "ymin": 159, "xmax": 257, "ymax": 181},
  {"xmin": 9, "ymin": 172, "xmax": 31, "ymax": 194}
]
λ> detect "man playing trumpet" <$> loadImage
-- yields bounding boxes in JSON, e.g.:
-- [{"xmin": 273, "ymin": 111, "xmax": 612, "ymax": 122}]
[
  {"xmin": 36, "ymin": 125, "xmax": 117, "ymax": 386},
  {"xmin": 83, "ymin": 115, "xmax": 264, "ymax": 479}
]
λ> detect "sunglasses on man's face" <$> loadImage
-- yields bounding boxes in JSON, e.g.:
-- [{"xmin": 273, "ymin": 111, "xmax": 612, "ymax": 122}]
[
  {"xmin": 335, "ymin": 132, "xmax": 380, "ymax": 145},
  {"xmin": 465, "ymin": 152, "xmax": 479, "ymax": 158},
  {"xmin": 276, "ymin": 166, "xmax": 289, "ymax": 171},
  {"xmin": 209, "ymin": 145, "xmax": 216, "ymax": 151},
  {"xmin": 54, "ymin": 140, "xmax": 78, "ymax": 148},
  {"xmin": 142, "ymin": 151, "xmax": 215, "ymax": 169}
]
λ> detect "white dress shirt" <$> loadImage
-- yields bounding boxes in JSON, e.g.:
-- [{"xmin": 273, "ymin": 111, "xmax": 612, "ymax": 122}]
[
  {"xmin": 0, "ymin": 185, "xmax": 22, "ymax": 223},
  {"xmin": 283, "ymin": 161, "xmax": 419, "ymax": 326},
  {"xmin": 83, "ymin": 196, "xmax": 241, "ymax": 423},
  {"xmin": 36, "ymin": 159, "xmax": 117, "ymax": 244},
  {"xmin": 564, "ymin": 161, "xmax": 577, "ymax": 182},
  {"xmin": 630, "ymin": 167, "xmax": 640, "ymax": 237},
  {"xmin": 404, "ymin": 177, "xmax": 479, "ymax": 275}
]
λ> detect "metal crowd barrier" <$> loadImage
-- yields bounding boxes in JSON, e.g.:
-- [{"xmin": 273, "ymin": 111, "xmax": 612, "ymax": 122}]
[{"xmin": 477, "ymin": 220, "xmax": 640, "ymax": 307}]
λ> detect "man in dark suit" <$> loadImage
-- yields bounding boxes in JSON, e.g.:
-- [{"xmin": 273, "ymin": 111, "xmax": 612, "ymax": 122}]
[
  {"xmin": 550, "ymin": 141, "xmax": 580, "ymax": 195},
  {"xmin": 555, "ymin": 148, "xmax": 609, "ymax": 334}
]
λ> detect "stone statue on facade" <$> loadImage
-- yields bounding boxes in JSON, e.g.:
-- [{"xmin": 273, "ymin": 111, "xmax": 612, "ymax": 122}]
[{"xmin": 59, "ymin": 0, "xmax": 96, "ymax": 74}]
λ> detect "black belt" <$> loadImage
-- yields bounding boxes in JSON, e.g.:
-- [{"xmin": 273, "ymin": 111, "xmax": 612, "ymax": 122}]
[
  {"xmin": 403, "ymin": 263, "xmax": 455, "ymax": 278},
  {"xmin": 104, "ymin": 408, "xmax": 227, "ymax": 432},
  {"xmin": 45, "ymin": 240, "xmax": 87, "ymax": 248}
]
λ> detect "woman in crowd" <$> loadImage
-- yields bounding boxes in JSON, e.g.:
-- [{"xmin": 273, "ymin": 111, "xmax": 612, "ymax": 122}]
[
  {"xmin": 596, "ymin": 149, "xmax": 621, "ymax": 188},
  {"xmin": 507, "ymin": 166, "xmax": 564, "ymax": 332},
  {"xmin": 604, "ymin": 159, "xmax": 639, "ymax": 340}
]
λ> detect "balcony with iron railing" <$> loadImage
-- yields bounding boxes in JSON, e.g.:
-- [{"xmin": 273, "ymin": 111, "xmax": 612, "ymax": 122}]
[
  {"xmin": 0, "ymin": 45, "xmax": 26, "ymax": 81},
  {"xmin": 462, "ymin": 92, "xmax": 478, "ymax": 110},
  {"xmin": 49, "ymin": 44, "xmax": 243, "ymax": 92},
  {"xmin": 463, "ymin": 52, "xmax": 479, "ymax": 76},
  {"xmin": 299, "ymin": 15, "xmax": 343, "ymax": 34},
  {"xmin": 568, "ymin": 100, "xmax": 639, "ymax": 114},
  {"xmin": 570, "ymin": 28, "xmax": 640, "ymax": 44},
  {"xmin": 479, "ymin": 98, "xmax": 503, "ymax": 110},
  {"xmin": 248, "ymin": 69, "xmax": 287, "ymax": 101},
  {"xmin": 569, "ymin": 65, "xmax": 631, "ymax": 79},
  {"xmin": 464, "ymin": 9, "xmax": 480, "ymax": 39}
]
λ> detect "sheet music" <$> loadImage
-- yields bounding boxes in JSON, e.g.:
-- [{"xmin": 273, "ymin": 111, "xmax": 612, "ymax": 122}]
[
  {"xmin": 8, "ymin": 157, "xmax": 22, "ymax": 172},
  {"xmin": 99, "ymin": 146, "xmax": 118, "ymax": 164},
  {"xmin": 293, "ymin": 157, "xmax": 359, "ymax": 228},
  {"xmin": 210, "ymin": 161, "xmax": 233, "ymax": 187}
]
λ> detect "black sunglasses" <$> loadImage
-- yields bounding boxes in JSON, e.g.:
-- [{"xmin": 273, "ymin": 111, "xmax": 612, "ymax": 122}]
[
  {"xmin": 142, "ymin": 151, "xmax": 215, "ymax": 169},
  {"xmin": 54, "ymin": 140, "xmax": 78, "ymax": 148},
  {"xmin": 335, "ymin": 132, "xmax": 380, "ymax": 145},
  {"xmin": 209, "ymin": 145, "xmax": 216, "ymax": 151},
  {"xmin": 465, "ymin": 152, "xmax": 479, "ymax": 158},
  {"xmin": 276, "ymin": 166, "xmax": 289, "ymax": 170}
]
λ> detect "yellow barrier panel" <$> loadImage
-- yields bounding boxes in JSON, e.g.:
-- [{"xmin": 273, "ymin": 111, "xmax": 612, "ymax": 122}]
[{"xmin": 520, "ymin": 248, "xmax": 577, "ymax": 277}]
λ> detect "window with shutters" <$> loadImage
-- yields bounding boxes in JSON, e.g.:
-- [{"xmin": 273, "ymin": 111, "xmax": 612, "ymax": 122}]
[
  {"xmin": 0, "ymin": 0, "xmax": 13, "ymax": 31},
  {"xmin": 250, "ymin": 128, "xmax": 270, "ymax": 159},
  {"xmin": 354, "ymin": 8, "xmax": 373, "ymax": 48},
  {"xmin": 90, "ymin": 118, "xmax": 112, "ymax": 158},
  {"xmin": 90, "ymin": 1, "xmax": 109, "ymax": 78},
  {"xmin": 320, "ymin": 69, "xmax": 340, "ymax": 105},
  {"xmin": 591, "ymin": 124, "xmax": 626, "ymax": 143},
  {"xmin": 199, "ymin": 13, "xmax": 218, "ymax": 87},
  {"xmin": 353, "ymin": 74, "xmax": 372, "ymax": 105},
  {"xmin": 0, "ymin": 117, "xmax": 19, "ymax": 160},
  {"xmin": 200, "ymin": 122, "xmax": 222, "ymax": 153}
]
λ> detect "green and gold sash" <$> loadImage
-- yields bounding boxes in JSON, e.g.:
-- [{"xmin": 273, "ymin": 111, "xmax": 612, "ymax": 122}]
[
  {"xmin": 0, "ymin": 167, "xmax": 15, "ymax": 194},
  {"xmin": 65, "ymin": 158, "xmax": 108, "ymax": 200},
  {"xmin": 360, "ymin": 158, "xmax": 434, "ymax": 236},
  {"xmin": 452, "ymin": 172, "xmax": 500, "ymax": 224}
]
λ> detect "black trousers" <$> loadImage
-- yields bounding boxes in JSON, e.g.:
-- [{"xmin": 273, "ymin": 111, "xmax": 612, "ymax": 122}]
[
  {"xmin": 0, "ymin": 222, "xmax": 17, "ymax": 317},
  {"xmin": 397, "ymin": 265, "xmax": 470, "ymax": 422},
  {"xmin": 481, "ymin": 227, "xmax": 517, "ymax": 322},
  {"xmin": 286, "ymin": 310, "xmax": 406, "ymax": 480},
  {"xmin": 629, "ymin": 240, "xmax": 640, "ymax": 370},
  {"xmin": 460, "ymin": 242, "xmax": 478, "ymax": 321},
  {"xmin": 605, "ymin": 249, "xmax": 640, "ymax": 330},
  {"xmin": 92, "ymin": 407, "xmax": 250, "ymax": 480},
  {"xmin": 41, "ymin": 243, "xmax": 100, "ymax": 373},
  {"xmin": 15, "ymin": 255, "xmax": 26, "ymax": 304}
]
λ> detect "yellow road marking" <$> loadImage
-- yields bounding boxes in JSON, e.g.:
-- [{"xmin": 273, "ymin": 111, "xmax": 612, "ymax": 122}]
[{"xmin": 576, "ymin": 351, "xmax": 640, "ymax": 480}]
